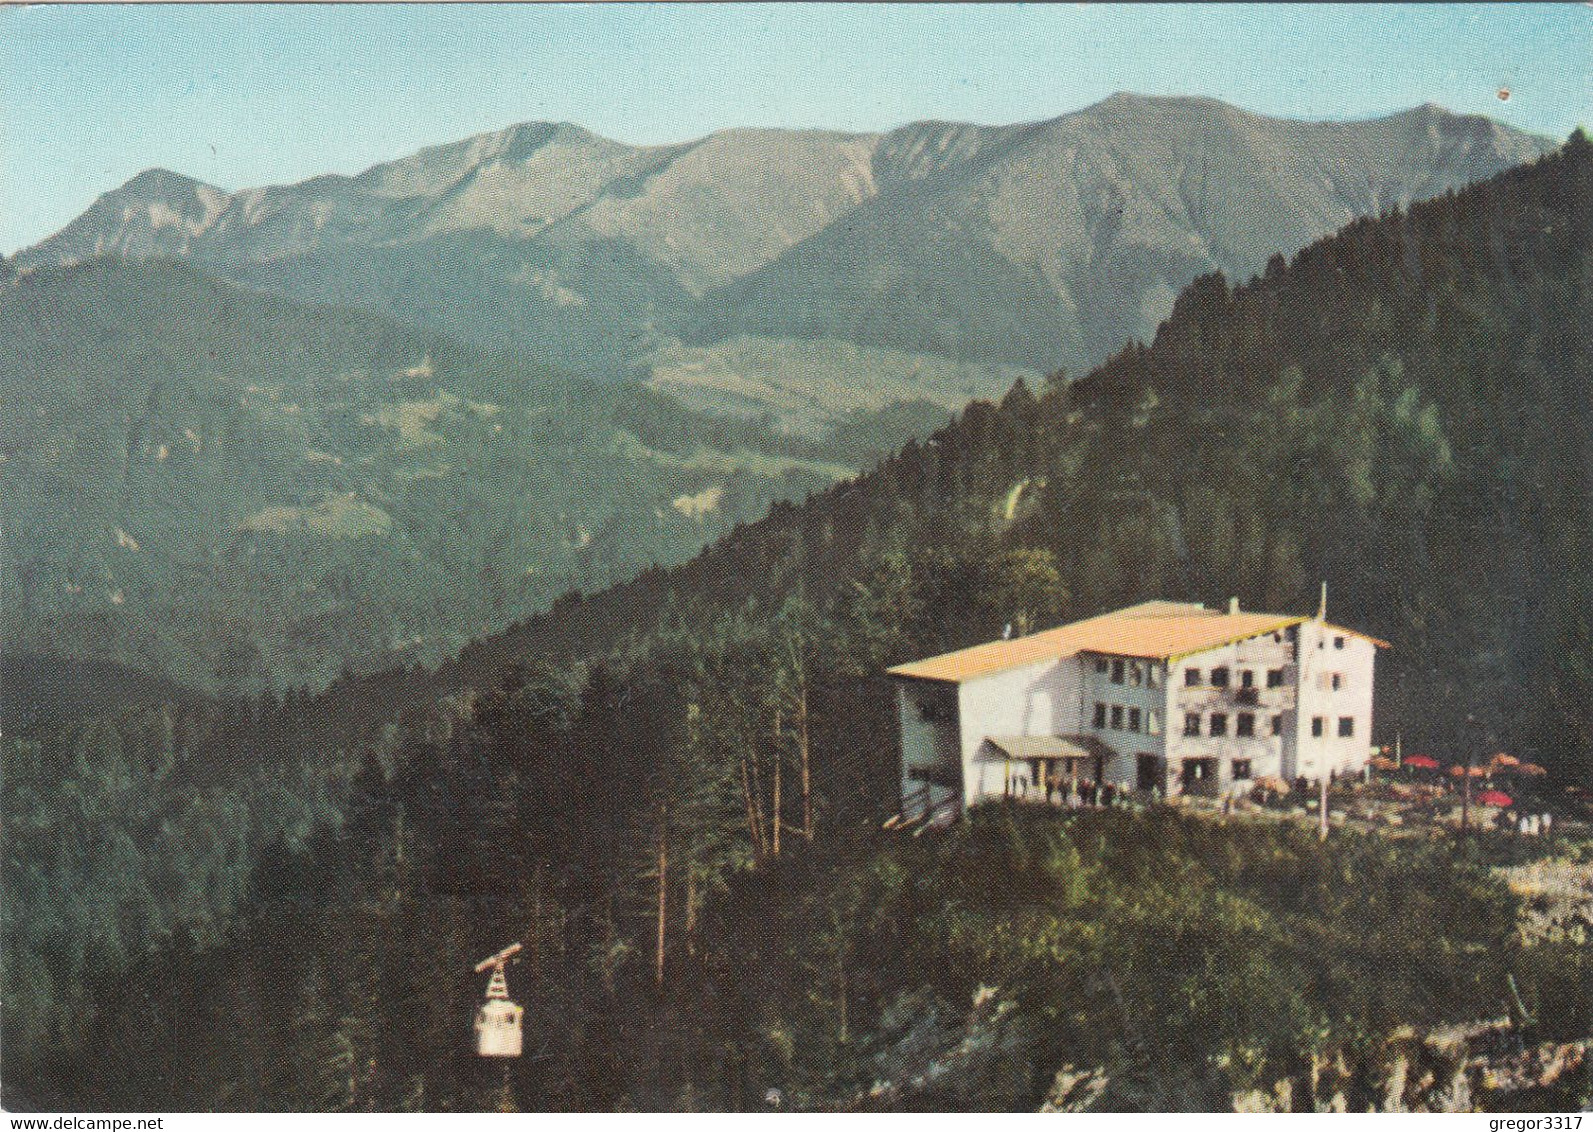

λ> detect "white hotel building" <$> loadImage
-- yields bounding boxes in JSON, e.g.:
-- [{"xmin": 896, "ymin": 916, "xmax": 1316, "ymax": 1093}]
[{"xmin": 888, "ymin": 599, "xmax": 1386, "ymax": 814}]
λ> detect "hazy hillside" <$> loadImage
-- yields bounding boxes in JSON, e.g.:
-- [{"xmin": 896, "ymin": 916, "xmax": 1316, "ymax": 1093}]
[
  {"xmin": 17, "ymin": 96, "xmax": 1553, "ymax": 397},
  {"xmin": 0, "ymin": 261, "xmax": 902, "ymax": 693}
]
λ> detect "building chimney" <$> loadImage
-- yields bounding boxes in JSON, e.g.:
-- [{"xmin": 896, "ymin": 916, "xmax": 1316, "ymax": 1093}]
[{"xmin": 1228, "ymin": 596, "xmax": 1240, "ymax": 615}]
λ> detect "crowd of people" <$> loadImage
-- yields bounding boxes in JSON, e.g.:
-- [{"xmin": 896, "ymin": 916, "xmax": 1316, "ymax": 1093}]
[{"xmin": 1498, "ymin": 809, "xmax": 1555, "ymax": 838}]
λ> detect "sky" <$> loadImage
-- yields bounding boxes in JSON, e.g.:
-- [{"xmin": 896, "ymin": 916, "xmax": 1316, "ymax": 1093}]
[{"xmin": 3, "ymin": 3, "xmax": 1590, "ymax": 255}]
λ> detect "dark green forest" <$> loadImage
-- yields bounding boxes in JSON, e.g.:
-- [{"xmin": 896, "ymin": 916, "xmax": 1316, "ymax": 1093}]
[
  {"xmin": 0, "ymin": 263, "xmax": 935, "ymax": 693},
  {"xmin": 4, "ymin": 135, "xmax": 1591, "ymax": 1110}
]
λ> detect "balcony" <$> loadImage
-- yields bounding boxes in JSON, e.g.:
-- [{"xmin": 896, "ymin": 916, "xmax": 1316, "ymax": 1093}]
[{"xmin": 1179, "ymin": 685, "xmax": 1296, "ymax": 713}]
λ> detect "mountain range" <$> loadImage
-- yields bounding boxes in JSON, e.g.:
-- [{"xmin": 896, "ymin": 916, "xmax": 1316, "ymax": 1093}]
[
  {"xmin": 15, "ymin": 95, "xmax": 1554, "ymax": 417},
  {"xmin": 1, "ymin": 94, "xmax": 1562, "ymax": 693}
]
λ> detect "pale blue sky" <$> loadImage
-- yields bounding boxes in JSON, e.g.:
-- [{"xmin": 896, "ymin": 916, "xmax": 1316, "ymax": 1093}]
[{"xmin": 3, "ymin": 3, "xmax": 1589, "ymax": 255}]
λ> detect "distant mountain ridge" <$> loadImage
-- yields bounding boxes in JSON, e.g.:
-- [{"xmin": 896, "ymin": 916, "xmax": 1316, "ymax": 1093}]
[{"xmin": 18, "ymin": 95, "xmax": 1555, "ymax": 377}]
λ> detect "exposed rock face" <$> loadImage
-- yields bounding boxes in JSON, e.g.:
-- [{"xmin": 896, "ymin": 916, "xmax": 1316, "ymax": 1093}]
[
  {"xmin": 1231, "ymin": 1021, "xmax": 1588, "ymax": 1113},
  {"xmin": 1497, "ymin": 857, "xmax": 1593, "ymax": 944},
  {"xmin": 18, "ymin": 96, "xmax": 1555, "ymax": 376},
  {"xmin": 855, "ymin": 984, "xmax": 1588, "ymax": 1113}
]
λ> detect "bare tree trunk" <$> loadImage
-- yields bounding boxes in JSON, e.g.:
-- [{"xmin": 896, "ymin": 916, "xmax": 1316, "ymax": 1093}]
[
  {"xmin": 655, "ymin": 800, "xmax": 668, "ymax": 989},
  {"xmin": 530, "ymin": 863, "xmax": 544, "ymax": 983},
  {"xmin": 772, "ymin": 709, "xmax": 783, "ymax": 858},
  {"xmin": 748, "ymin": 739, "xmax": 770, "ymax": 858},
  {"xmin": 685, "ymin": 868, "xmax": 698, "ymax": 958},
  {"xmin": 836, "ymin": 940, "xmax": 849, "ymax": 1045},
  {"xmin": 1461, "ymin": 752, "xmax": 1473, "ymax": 836},
  {"xmin": 739, "ymin": 752, "xmax": 765, "ymax": 861},
  {"xmin": 799, "ymin": 680, "xmax": 813, "ymax": 842}
]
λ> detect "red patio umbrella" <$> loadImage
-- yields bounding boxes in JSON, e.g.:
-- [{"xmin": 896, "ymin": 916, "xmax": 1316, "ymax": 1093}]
[
  {"xmin": 1476, "ymin": 789, "xmax": 1513, "ymax": 808},
  {"xmin": 1404, "ymin": 755, "xmax": 1440, "ymax": 770}
]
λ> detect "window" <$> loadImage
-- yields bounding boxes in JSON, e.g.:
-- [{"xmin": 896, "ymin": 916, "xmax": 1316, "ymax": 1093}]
[
  {"xmin": 1184, "ymin": 713, "xmax": 1201, "ymax": 737},
  {"xmin": 1271, "ymin": 714, "xmax": 1283, "ymax": 736},
  {"xmin": 1334, "ymin": 636, "xmax": 1345, "ymax": 650},
  {"xmin": 1209, "ymin": 712, "xmax": 1229, "ymax": 737},
  {"xmin": 1210, "ymin": 667, "xmax": 1230, "ymax": 688},
  {"xmin": 1240, "ymin": 669, "xmax": 1255, "ymax": 689},
  {"xmin": 1110, "ymin": 705, "xmax": 1124, "ymax": 730},
  {"xmin": 1147, "ymin": 666, "xmax": 1161, "ymax": 689},
  {"xmin": 1338, "ymin": 716, "xmax": 1355, "ymax": 738},
  {"xmin": 1128, "ymin": 707, "xmax": 1142, "ymax": 732},
  {"xmin": 1185, "ymin": 667, "xmax": 1201, "ymax": 687},
  {"xmin": 1232, "ymin": 758, "xmax": 1253, "ymax": 780},
  {"xmin": 1267, "ymin": 668, "xmax": 1285, "ymax": 688},
  {"xmin": 1111, "ymin": 659, "xmax": 1126, "ymax": 684},
  {"xmin": 1093, "ymin": 702, "xmax": 1107, "ymax": 729},
  {"xmin": 1331, "ymin": 672, "xmax": 1343, "ymax": 691},
  {"xmin": 1311, "ymin": 716, "xmax": 1325, "ymax": 738},
  {"xmin": 1148, "ymin": 710, "xmax": 1161, "ymax": 735},
  {"xmin": 1236, "ymin": 712, "xmax": 1255, "ymax": 738},
  {"xmin": 1095, "ymin": 657, "xmax": 1109, "ymax": 674}
]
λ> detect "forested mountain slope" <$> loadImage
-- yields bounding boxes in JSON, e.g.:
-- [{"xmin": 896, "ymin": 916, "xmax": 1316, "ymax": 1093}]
[{"xmin": 0, "ymin": 261, "xmax": 910, "ymax": 693}]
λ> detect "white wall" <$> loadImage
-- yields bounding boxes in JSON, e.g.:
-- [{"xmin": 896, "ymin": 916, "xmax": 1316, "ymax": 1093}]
[
  {"xmin": 956, "ymin": 656, "xmax": 1082, "ymax": 804},
  {"xmin": 1167, "ymin": 630, "xmax": 1297, "ymax": 791},
  {"xmin": 1293, "ymin": 621, "xmax": 1378, "ymax": 780}
]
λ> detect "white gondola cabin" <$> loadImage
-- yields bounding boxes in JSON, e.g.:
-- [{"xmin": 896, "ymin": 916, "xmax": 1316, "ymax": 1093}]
[{"xmin": 473, "ymin": 943, "xmax": 524, "ymax": 1058}]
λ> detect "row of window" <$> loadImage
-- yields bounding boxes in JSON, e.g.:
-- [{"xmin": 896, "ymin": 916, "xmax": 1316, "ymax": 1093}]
[
  {"xmin": 1313, "ymin": 715, "xmax": 1356, "ymax": 738},
  {"xmin": 1182, "ymin": 712, "xmax": 1358, "ymax": 738},
  {"xmin": 1184, "ymin": 711, "xmax": 1280, "ymax": 738},
  {"xmin": 1094, "ymin": 657, "xmax": 1162, "ymax": 688},
  {"xmin": 1092, "ymin": 701, "xmax": 1162, "ymax": 735},
  {"xmin": 1183, "ymin": 665, "xmax": 1287, "ymax": 689}
]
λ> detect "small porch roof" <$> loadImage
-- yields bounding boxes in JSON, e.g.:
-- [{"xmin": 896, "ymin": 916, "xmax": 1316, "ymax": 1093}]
[{"xmin": 981, "ymin": 734, "xmax": 1116, "ymax": 763}]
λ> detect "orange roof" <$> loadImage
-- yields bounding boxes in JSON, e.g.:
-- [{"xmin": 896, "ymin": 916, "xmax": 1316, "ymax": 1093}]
[{"xmin": 888, "ymin": 601, "xmax": 1349, "ymax": 684}]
